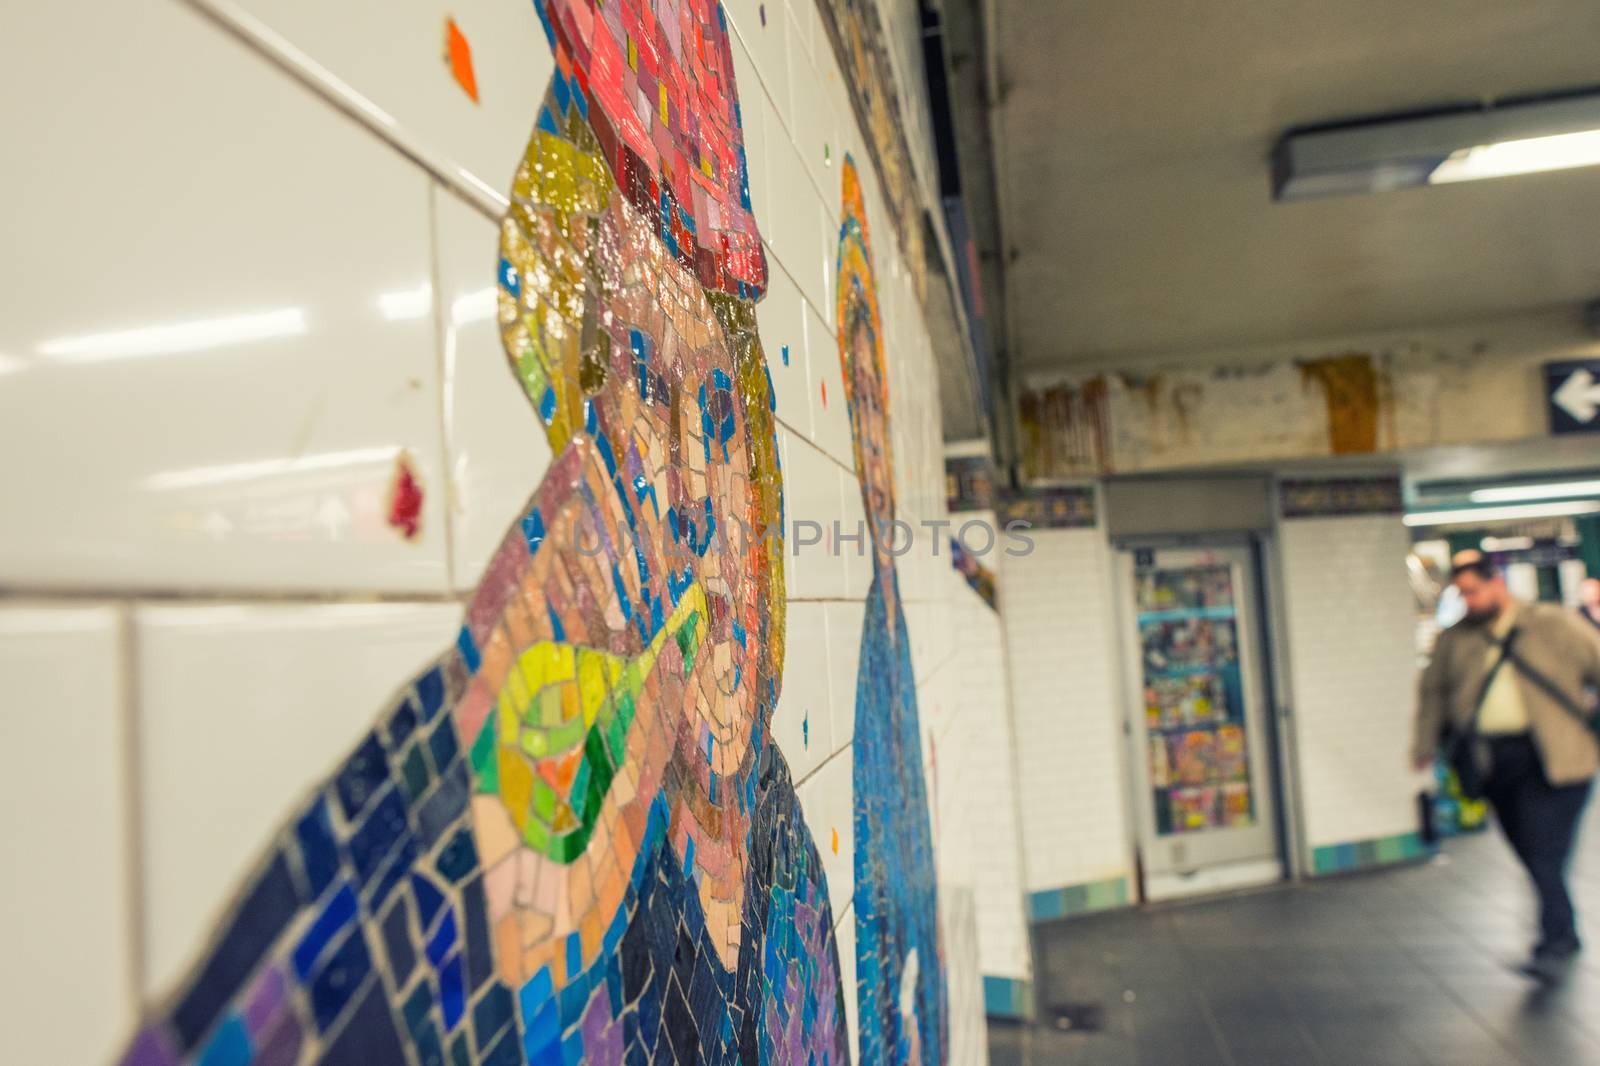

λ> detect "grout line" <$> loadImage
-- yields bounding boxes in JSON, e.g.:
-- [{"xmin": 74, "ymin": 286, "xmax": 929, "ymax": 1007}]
[
  {"xmin": 116, "ymin": 602, "xmax": 149, "ymax": 1010},
  {"xmin": 424, "ymin": 183, "xmax": 461, "ymax": 596},
  {"xmin": 0, "ymin": 587, "xmax": 467, "ymax": 606},
  {"xmin": 178, "ymin": 0, "xmax": 506, "ymax": 221},
  {"xmin": 791, "ymin": 735, "xmax": 850, "ymax": 792}
]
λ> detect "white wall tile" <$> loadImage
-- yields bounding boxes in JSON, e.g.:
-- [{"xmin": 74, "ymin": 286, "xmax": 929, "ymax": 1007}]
[
  {"xmin": 1000, "ymin": 528, "xmax": 1135, "ymax": 893},
  {"xmin": 764, "ymin": 106, "xmax": 830, "ymax": 316},
  {"xmin": 781, "ymin": 429, "xmax": 851, "ymax": 601},
  {"xmin": 773, "ymin": 602, "xmax": 834, "ymax": 782},
  {"xmin": 0, "ymin": 0, "xmax": 450, "ymax": 595},
  {"xmin": 724, "ymin": 0, "xmax": 792, "ymax": 128},
  {"xmin": 758, "ymin": 262, "xmax": 816, "ymax": 442},
  {"xmin": 1277, "ymin": 514, "xmax": 1423, "ymax": 851},
  {"xmin": 826, "ymin": 602, "xmax": 866, "ymax": 752},
  {"xmin": 809, "ymin": 306, "xmax": 855, "ymax": 470},
  {"xmin": 134, "ymin": 601, "xmax": 461, "ymax": 998},
  {"xmin": 212, "ymin": 0, "xmax": 553, "ymax": 206},
  {"xmin": 0, "ymin": 605, "xmax": 134, "ymax": 1065},
  {"xmin": 785, "ymin": 15, "xmax": 842, "ymax": 205},
  {"xmin": 432, "ymin": 185, "xmax": 554, "ymax": 592},
  {"xmin": 799, "ymin": 750, "xmax": 854, "ymax": 916}
]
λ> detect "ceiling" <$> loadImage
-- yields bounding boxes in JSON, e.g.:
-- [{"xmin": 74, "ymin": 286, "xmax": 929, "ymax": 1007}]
[{"xmin": 989, "ymin": 0, "xmax": 1600, "ymax": 367}]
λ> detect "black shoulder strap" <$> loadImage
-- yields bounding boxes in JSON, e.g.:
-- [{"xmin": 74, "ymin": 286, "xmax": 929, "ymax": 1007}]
[
  {"xmin": 1470, "ymin": 626, "xmax": 1520, "ymax": 727},
  {"xmin": 1505, "ymin": 634, "xmax": 1599, "ymax": 733}
]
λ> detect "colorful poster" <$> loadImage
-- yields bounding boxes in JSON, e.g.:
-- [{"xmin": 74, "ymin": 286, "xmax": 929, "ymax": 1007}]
[
  {"xmin": 1171, "ymin": 787, "xmax": 1220, "ymax": 832},
  {"xmin": 1222, "ymin": 783, "xmax": 1254, "ymax": 827}
]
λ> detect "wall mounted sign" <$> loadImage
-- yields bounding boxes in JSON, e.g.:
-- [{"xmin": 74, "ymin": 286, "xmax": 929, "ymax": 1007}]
[{"xmin": 1545, "ymin": 360, "xmax": 1600, "ymax": 435}]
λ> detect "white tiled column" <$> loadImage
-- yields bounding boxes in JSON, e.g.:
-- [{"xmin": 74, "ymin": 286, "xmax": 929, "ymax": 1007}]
[
  {"xmin": 999, "ymin": 525, "xmax": 1136, "ymax": 906},
  {"xmin": 1276, "ymin": 513, "xmax": 1425, "ymax": 864}
]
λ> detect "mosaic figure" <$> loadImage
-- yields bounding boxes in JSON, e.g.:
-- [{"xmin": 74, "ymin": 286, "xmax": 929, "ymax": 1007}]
[
  {"xmin": 837, "ymin": 158, "xmax": 946, "ymax": 1066},
  {"xmin": 120, "ymin": 3, "xmax": 850, "ymax": 1064}
]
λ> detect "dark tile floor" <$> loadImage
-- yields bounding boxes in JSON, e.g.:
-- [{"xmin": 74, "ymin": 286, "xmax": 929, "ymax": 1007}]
[{"xmin": 989, "ymin": 809, "xmax": 1600, "ymax": 1066}]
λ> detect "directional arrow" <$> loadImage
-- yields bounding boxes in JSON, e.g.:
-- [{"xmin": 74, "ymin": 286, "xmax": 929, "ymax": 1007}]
[{"xmin": 1554, "ymin": 367, "xmax": 1600, "ymax": 424}]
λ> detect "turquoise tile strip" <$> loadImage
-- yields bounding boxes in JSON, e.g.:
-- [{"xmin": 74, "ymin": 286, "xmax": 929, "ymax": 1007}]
[
  {"xmin": 1311, "ymin": 830, "xmax": 1432, "ymax": 875},
  {"xmin": 982, "ymin": 975, "xmax": 1034, "ymax": 1021},
  {"xmin": 1026, "ymin": 875, "xmax": 1132, "ymax": 922}
]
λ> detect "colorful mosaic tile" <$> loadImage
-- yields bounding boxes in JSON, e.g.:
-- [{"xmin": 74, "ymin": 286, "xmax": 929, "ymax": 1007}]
[
  {"xmin": 121, "ymin": 4, "xmax": 850, "ymax": 1064},
  {"xmin": 838, "ymin": 157, "xmax": 947, "ymax": 1066}
]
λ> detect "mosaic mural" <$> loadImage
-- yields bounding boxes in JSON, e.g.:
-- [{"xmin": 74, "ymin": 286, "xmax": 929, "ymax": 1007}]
[
  {"xmin": 838, "ymin": 157, "xmax": 947, "ymax": 1066},
  {"xmin": 120, "ymin": 3, "xmax": 852, "ymax": 1064}
]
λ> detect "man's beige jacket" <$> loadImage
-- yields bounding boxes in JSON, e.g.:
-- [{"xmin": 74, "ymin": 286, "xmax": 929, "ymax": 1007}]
[{"xmin": 1413, "ymin": 601, "xmax": 1600, "ymax": 786}]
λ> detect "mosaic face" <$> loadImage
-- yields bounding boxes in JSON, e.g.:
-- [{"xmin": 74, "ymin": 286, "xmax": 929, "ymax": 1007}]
[
  {"xmin": 120, "ymin": 4, "xmax": 848, "ymax": 1065},
  {"xmin": 838, "ymin": 157, "xmax": 947, "ymax": 1066}
]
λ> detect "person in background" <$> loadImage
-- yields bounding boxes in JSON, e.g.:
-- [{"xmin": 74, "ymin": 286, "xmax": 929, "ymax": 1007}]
[
  {"xmin": 1579, "ymin": 576, "xmax": 1600, "ymax": 632},
  {"xmin": 1412, "ymin": 551, "xmax": 1600, "ymax": 981}
]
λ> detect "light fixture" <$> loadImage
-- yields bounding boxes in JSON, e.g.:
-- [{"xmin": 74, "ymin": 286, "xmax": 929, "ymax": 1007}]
[
  {"xmin": 1274, "ymin": 91, "xmax": 1600, "ymax": 200},
  {"xmin": 1480, "ymin": 535, "xmax": 1534, "ymax": 552},
  {"xmin": 1403, "ymin": 500, "xmax": 1600, "ymax": 527},
  {"xmin": 1470, "ymin": 479, "xmax": 1600, "ymax": 504}
]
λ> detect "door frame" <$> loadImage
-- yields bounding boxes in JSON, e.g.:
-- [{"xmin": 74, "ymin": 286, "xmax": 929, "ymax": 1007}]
[{"xmin": 1107, "ymin": 531, "xmax": 1301, "ymax": 900}]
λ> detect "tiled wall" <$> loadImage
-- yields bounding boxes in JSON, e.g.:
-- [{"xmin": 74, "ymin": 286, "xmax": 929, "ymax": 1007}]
[
  {"xmin": 997, "ymin": 526, "xmax": 1136, "ymax": 900},
  {"xmin": 0, "ymin": 0, "xmax": 982, "ymax": 1061},
  {"xmin": 947, "ymin": 512, "xmax": 1033, "ymax": 1009},
  {"xmin": 1275, "ymin": 513, "xmax": 1427, "ymax": 866}
]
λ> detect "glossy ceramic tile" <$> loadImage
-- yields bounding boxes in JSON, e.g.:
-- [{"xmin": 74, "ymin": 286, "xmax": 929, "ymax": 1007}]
[
  {"xmin": 771, "ymin": 602, "xmax": 834, "ymax": 782},
  {"xmin": 756, "ymin": 261, "xmax": 816, "ymax": 442},
  {"xmin": 809, "ymin": 304, "xmax": 855, "ymax": 471},
  {"xmin": 763, "ymin": 93, "xmax": 830, "ymax": 316},
  {"xmin": 824, "ymin": 602, "xmax": 864, "ymax": 751},
  {"xmin": 726, "ymin": 20, "xmax": 771, "ymax": 225},
  {"xmin": 779, "ymin": 429, "xmax": 850, "ymax": 602},
  {"xmin": 209, "ymin": 0, "xmax": 553, "ymax": 208},
  {"xmin": 835, "ymin": 912, "xmax": 860, "ymax": 1063},
  {"xmin": 0, "ymin": 0, "xmax": 450, "ymax": 594},
  {"xmin": 0, "ymin": 604, "xmax": 134, "ymax": 1066},
  {"xmin": 134, "ymin": 601, "xmax": 462, "ymax": 997},
  {"xmin": 431, "ymin": 185, "xmax": 554, "ymax": 593},
  {"xmin": 722, "ymin": 0, "xmax": 791, "ymax": 127},
  {"xmin": 798, "ymin": 752, "xmax": 853, "ymax": 948},
  {"xmin": 785, "ymin": 10, "xmax": 842, "ymax": 204}
]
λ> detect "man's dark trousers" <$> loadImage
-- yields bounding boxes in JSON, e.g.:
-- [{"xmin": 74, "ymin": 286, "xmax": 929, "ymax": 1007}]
[{"xmin": 1484, "ymin": 734, "xmax": 1593, "ymax": 952}]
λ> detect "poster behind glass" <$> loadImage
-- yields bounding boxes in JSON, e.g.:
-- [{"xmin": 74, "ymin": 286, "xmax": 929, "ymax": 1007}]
[{"xmin": 1138, "ymin": 564, "xmax": 1255, "ymax": 835}]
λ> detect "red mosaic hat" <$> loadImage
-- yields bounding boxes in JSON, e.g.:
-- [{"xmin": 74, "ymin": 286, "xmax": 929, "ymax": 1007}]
[{"xmin": 541, "ymin": 0, "xmax": 768, "ymax": 299}]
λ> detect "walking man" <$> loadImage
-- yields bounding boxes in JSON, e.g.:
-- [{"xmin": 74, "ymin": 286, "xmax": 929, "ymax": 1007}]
[{"xmin": 1413, "ymin": 551, "xmax": 1600, "ymax": 980}]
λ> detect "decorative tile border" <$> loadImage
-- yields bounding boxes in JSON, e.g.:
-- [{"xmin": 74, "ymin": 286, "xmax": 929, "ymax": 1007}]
[
  {"xmin": 1279, "ymin": 476, "xmax": 1404, "ymax": 519},
  {"xmin": 946, "ymin": 455, "xmax": 997, "ymax": 513},
  {"xmin": 1026, "ymin": 874, "xmax": 1131, "ymax": 922},
  {"xmin": 997, "ymin": 485, "xmax": 1099, "ymax": 530},
  {"xmin": 1311, "ymin": 830, "xmax": 1432, "ymax": 875},
  {"xmin": 982, "ymin": 975, "xmax": 1034, "ymax": 1021}
]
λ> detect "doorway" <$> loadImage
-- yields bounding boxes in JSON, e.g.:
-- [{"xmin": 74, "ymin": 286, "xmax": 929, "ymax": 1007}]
[{"xmin": 1114, "ymin": 541, "xmax": 1286, "ymax": 901}]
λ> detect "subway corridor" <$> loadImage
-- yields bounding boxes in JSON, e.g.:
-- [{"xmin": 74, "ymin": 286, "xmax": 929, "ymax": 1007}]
[{"xmin": 991, "ymin": 812, "xmax": 1600, "ymax": 1066}]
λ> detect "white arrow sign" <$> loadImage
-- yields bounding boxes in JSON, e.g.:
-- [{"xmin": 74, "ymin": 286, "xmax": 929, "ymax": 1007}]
[{"xmin": 1554, "ymin": 367, "xmax": 1600, "ymax": 424}]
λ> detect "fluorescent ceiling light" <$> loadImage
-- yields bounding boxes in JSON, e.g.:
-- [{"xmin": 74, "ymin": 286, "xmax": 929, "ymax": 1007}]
[
  {"xmin": 1274, "ymin": 91, "xmax": 1600, "ymax": 200},
  {"xmin": 37, "ymin": 308, "xmax": 307, "ymax": 362},
  {"xmin": 1430, "ymin": 128, "xmax": 1600, "ymax": 184},
  {"xmin": 1480, "ymin": 535, "xmax": 1534, "ymax": 552},
  {"xmin": 1403, "ymin": 500, "xmax": 1600, "ymax": 527},
  {"xmin": 1470, "ymin": 479, "xmax": 1600, "ymax": 504}
]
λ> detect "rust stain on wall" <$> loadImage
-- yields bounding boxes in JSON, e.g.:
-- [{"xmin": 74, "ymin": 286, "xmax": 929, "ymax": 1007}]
[
  {"xmin": 1019, "ymin": 377, "xmax": 1112, "ymax": 478},
  {"xmin": 1300, "ymin": 353, "xmax": 1381, "ymax": 454}
]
